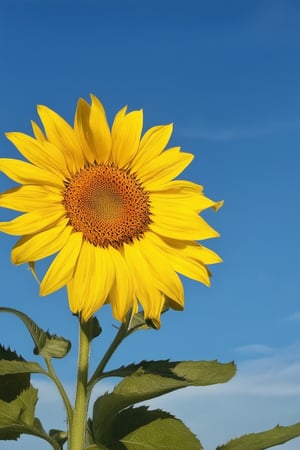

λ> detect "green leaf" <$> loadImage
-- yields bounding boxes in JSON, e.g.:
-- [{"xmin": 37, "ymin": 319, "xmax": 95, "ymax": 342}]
[
  {"xmin": 0, "ymin": 360, "xmax": 45, "ymax": 376},
  {"xmin": 0, "ymin": 307, "xmax": 71, "ymax": 359},
  {"xmin": 217, "ymin": 423, "xmax": 300, "ymax": 449},
  {"xmin": 120, "ymin": 411, "xmax": 202, "ymax": 450},
  {"xmin": 103, "ymin": 358, "xmax": 236, "ymax": 382},
  {"xmin": 34, "ymin": 331, "xmax": 71, "ymax": 359},
  {"xmin": 114, "ymin": 406, "xmax": 166, "ymax": 441},
  {"xmin": 93, "ymin": 360, "xmax": 235, "ymax": 443},
  {"xmin": 105, "ymin": 360, "xmax": 236, "ymax": 398},
  {"xmin": 0, "ymin": 387, "xmax": 59, "ymax": 447},
  {"xmin": 0, "ymin": 345, "xmax": 31, "ymax": 402},
  {"xmin": 0, "ymin": 386, "xmax": 37, "ymax": 440},
  {"xmin": 92, "ymin": 406, "xmax": 202, "ymax": 449}
]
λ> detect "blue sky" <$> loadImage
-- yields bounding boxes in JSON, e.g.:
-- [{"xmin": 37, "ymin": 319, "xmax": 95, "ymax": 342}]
[{"xmin": 0, "ymin": 1, "xmax": 300, "ymax": 449}]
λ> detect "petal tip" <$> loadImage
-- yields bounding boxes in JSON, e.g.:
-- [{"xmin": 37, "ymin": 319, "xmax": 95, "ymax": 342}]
[{"xmin": 145, "ymin": 317, "xmax": 161, "ymax": 330}]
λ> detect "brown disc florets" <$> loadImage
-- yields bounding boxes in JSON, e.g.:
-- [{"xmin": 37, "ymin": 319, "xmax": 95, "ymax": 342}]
[{"xmin": 63, "ymin": 164, "xmax": 151, "ymax": 248}]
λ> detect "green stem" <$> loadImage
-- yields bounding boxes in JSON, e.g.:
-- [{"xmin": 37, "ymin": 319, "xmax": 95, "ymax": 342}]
[
  {"xmin": 45, "ymin": 358, "xmax": 73, "ymax": 430},
  {"xmin": 87, "ymin": 315, "xmax": 130, "ymax": 395},
  {"xmin": 68, "ymin": 320, "xmax": 92, "ymax": 450}
]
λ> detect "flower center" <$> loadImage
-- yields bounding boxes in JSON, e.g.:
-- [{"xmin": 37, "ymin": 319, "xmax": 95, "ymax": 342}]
[{"xmin": 63, "ymin": 164, "xmax": 151, "ymax": 248}]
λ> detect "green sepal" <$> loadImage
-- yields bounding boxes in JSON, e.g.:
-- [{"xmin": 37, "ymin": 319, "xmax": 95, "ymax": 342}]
[
  {"xmin": 0, "ymin": 307, "xmax": 71, "ymax": 359},
  {"xmin": 127, "ymin": 307, "xmax": 169, "ymax": 334},
  {"xmin": 49, "ymin": 429, "xmax": 68, "ymax": 447},
  {"xmin": 217, "ymin": 422, "xmax": 300, "ymax": 449},
  {"xmin": 28, "ymin": 261, "xmax": 40, "ymax": 284},
  {"xmin": 80, "ymin": 316, "xmax": 102, "ymax": 342},
  {"xmin": 89, "ymin": 316, "xmax": 102, "ymax": 340},
  {"xmin": 91, "ymin": 406, "xmax": 202, "ymax": 449},
  {"xmin": 127, "ymin": 311, "xmax": 151, "ymax": 334},
  {"xmin": 92, "ymin": 360, "xmax": 235, "ymax": 443}
]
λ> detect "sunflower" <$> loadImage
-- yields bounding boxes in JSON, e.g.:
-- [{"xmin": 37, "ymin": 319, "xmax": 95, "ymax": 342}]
[{"xmin": 0, "ymin": 95, "xmax": 222, "ymax": 328}]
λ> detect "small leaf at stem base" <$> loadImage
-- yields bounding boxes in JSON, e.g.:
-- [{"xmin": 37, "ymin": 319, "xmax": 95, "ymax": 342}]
[{"xmin": 0, "ymin": 307, "xmax": 71, "ymax": 359}]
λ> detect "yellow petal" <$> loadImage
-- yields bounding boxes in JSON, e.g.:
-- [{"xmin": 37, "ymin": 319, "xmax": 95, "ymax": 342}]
[
  {"xmin": 0, "ymin": 206, "xmax": 66, "ymax": 235},
  {"xmin": 12, "ymin": 220, "xmax": 71, "ymax": 264},
  {"xmin": 111, "ymin": 105, "xmax": 127, "ymax": 131},
  {"xmin": 108, "ymin": 247, "xmax": 134, "ymax": 322},
  {"xmin": 89, "ymin": 94, "xmax": 112, "ymax": 163},
  {"xmin": 37, "ymin": 105, "xmax": 84, "ymax": 173},
  {"xmin": 5, "ymin": 133, "xmax": 70, "ymax": 179},
  {"xmin": 150, "ymin": 192, "xmax": 219, "ymax": 213},
  {"xmin": 154, "ymin": 180, "xmax": 204, "ymax": 193},
  {"xmin": 0, "ymin": 186, "xmax": 62, "ymax": 212},
  {"xmin": 161, "ymin": 236, "xmax": 222, "ymax": 265},
  {"xmin": 169, "ymin": 252, "xmax": 211, "ymax": 286},
  {"xmin": 138, "ymin": 235, "xmax": 184, "ymax": 308},
  {"xmin": 150, "ymin": 207, "xmax": 220, "ymax": 241},
  {"xmin": 40, "ymin": 232, "xmax": 83, "ymax": 296},
  {"xmin": 151, "ymin": 180, "xmax": 223, "ymax": 212},
  {"xmin": 146, "ymin": 232, "xmax": 220, "ymax": 284},
  {"xmin": 74, "ymin": 98, "xmax": 95, "ymax": 164},
  {"xmin": 0, "ymin": 158, "xmax": 64, "ymax": 188},
  {"xmin": 67, "ymin": 242, "xmax": 115, "ymax": 321},
  {"xmin": 123, "ymin": 240, "xmax": 154, "ymax": 306},
  {"xmin": 138, "ymin": 148, "xmax": 194, "ymax": 188},
  {"xmin": 143, "ymin": 291, "xmax": 166, "ymax": 330},
  {"xmin": 31, "ymin": 121, "xmax": 45, "ymax": 142},
  {"xmin": 131, "ymin": 123, "xmax": 173, "ymax": 173},
  {"xmin": 111, "ymin": 108, "xmax": 143, "ymax": 168},
  {"xmin": 123, "ymin": 240, "xmax": 166, "ymax": 328}
]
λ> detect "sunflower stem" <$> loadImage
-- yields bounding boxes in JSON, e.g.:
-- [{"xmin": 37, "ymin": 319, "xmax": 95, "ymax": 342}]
[
  {"xmin": 87, "ymin": 314, "xmax": 130, "ymax": 394},
  {"xmin": 45, "ymin": 357, "xmax": 73, "ymax": 431},
  {"xmin": 68, "ymin": 319, "xmax": 92, "ymax": 450}
]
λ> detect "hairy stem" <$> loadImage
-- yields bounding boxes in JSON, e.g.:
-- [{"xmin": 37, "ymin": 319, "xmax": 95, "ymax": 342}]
[{"xmin": 68, "ymin": 319, "xmax": 92, "ymax": 450}]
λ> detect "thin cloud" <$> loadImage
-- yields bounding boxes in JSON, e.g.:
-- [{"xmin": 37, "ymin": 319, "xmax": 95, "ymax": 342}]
[
  {"xmin": 179, "ymin": 118, "xmax": 300, "ymax": 142},
  {"xmin": 234, "ymin": 343, "xmax": 275, "ymax": 355},
  {"xmin": 287, "ymin": 311, "xmax": 300, "ymax": 321}
]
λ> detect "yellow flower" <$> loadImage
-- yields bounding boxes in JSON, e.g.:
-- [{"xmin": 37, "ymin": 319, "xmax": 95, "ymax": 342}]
[{"xmin": 0, "ymin": 95, "xmax": 222, "ymax": 328}]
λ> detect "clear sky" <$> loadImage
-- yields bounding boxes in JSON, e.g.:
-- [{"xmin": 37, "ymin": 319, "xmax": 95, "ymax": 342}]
[{"xmin": 0, "ymin": 1, "xmax": 300, "ymax": 449}]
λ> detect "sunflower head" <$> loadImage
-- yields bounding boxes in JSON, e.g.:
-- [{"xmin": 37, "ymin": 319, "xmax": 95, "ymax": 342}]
[{"xmin": 0, "ymin": 95, "xmax": 222, "ymax": 328}]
